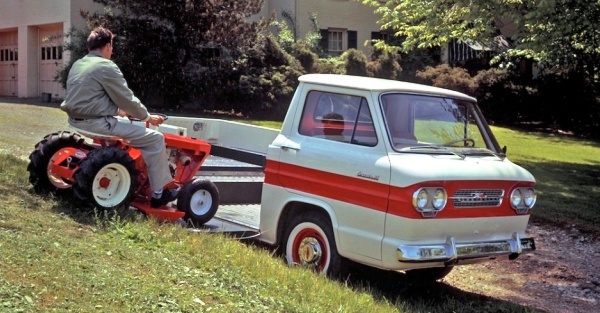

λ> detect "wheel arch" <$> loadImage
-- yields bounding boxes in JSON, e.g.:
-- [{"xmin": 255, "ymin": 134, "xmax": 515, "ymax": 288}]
[{"xmin": 274, "ymin": 199, "xmax": 339, "ymax": 248}]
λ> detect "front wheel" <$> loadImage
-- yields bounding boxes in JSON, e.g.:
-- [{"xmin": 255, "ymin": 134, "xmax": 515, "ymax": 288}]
[
  {"xmin": 177, "ymin": 179, "xmax": 219, "ymax": 226},
  {"xmin": 284, "ymin": 212, "xmax": 345, "ymax": 277},
  {"xmin": 73, "ymin": 147, "xmax": 138, "ymax": 210}
]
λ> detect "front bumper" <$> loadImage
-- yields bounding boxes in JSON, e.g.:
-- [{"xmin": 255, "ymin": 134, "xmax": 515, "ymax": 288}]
[{"xmin": 397, "ymin": 233, "xmax": 535, "ymax": 264}]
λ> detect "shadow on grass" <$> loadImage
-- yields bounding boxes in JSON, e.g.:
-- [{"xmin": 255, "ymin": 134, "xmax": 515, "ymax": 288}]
[{"xmin": 517, "ymin": 159, "xmax": 600, "ymax": 237}]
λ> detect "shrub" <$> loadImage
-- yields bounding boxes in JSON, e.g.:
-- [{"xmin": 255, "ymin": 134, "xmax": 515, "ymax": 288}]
[
  {"xmin": 314, "ymin": 57, "xmax": 345, "ymax": 74},
  {"xmin": 292, "ymin": 42, "xmax": 319, "ymax": 73},
  {"xmin": 473, "ymin": 68, "xmax": 536, "ymax": 125},
  {"xmin": 534, "ymin": 67, "xmax": 600, "ymax": 135},
  {"xmin": 367, "ymin": 51, "xmax": 401, "ymax": 80},
  {"xmin": 416, "ymin": 64, "xmax": 476, "ymax": 95},
  {"xmin": 342, "ymin": 49, "xmax": 368, "ymax": 76}
]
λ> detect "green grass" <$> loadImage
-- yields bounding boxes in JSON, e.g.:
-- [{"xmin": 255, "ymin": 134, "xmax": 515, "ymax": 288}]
[{"xmin": 493, "ymin": 127, "xmax": 600, "ymax": 235}]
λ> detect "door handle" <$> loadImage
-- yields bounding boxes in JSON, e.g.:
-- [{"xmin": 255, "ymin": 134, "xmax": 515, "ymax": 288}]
[{"xmin": 280, "ymin": 145, "xmax": 300, "ymax": 151}]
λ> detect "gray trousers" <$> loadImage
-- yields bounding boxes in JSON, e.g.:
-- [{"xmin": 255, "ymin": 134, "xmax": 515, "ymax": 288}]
[{"xmin": 69, "ymin": 116, "xmax": 172, "ymax": 191}]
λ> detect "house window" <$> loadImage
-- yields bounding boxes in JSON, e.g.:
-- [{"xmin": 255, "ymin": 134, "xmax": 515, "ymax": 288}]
[
  {"xmin": 320, "ymin": 29, "xmax": 358, "ymax": 56},
  {"xmin": 328, "ymin": 29, "xmax": 344, "ymax": 55}
]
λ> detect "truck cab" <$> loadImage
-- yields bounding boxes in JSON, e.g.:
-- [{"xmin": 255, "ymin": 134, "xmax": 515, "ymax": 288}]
[{"xmin": 261, "ymin": 74, "xmax": 536, "ymax": 278}]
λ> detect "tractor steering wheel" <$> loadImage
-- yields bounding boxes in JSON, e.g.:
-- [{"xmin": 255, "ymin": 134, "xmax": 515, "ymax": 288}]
[{"xmin": 128, "ymin": 113, "xmax": 169, "ymax": 122}]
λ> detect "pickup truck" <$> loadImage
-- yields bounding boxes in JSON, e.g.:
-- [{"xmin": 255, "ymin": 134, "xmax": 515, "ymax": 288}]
[{"xmin": 168, "ymin": 74, "xmax": 537, "ymax": 280}]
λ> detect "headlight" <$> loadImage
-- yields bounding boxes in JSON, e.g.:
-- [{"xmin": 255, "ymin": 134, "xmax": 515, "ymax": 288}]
[
  {"xmin": 510, "ymin": 187, "xmax": 536, "ymax": 214},
  {"xmin": 416, "ymin": 189, "xmax": 429, "ymax": 209},
  {"xmin": 523, "ymin": 188, "xmax": 536, "ymax": 208},
  {"xmin": 412, "ymin": 187, "xmax": 447, "ymax": 217},
  {"xmin": 510, "ymin": 189, "xmax": 522, "ymax": 207},
  {"xmin": 432, "ymin": 188, "xmax": 447, "ymax": 209}
]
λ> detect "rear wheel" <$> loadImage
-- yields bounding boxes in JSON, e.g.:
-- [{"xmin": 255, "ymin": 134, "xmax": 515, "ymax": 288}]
[
  {"xmin": 73, "ymin": 147, "xmax": 138, "ymax": 210},
  {"xmin": 27, "ymin": 131, "xmax": 85, "ymax": 194},
  {"xmin": 177, "ymin": 179, "xmax": 219, "ymax": 226},
  {"xmin": 284, "ymin": 212, "xmax": 345, "ymax": 277}
]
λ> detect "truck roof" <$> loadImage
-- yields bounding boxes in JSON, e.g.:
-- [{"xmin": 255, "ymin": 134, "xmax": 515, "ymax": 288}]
[{"xmin": 298, "ymin": 74, "xmax": 477, "ymax": 102}]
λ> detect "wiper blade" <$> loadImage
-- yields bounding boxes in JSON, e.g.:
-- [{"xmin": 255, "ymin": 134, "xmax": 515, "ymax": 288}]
[
  {"xmin": 401, "ymin": 145, "xmax": 466, "ymax": 159},
  {"xmin": 461, "ymin": 148, "xmax": 506, "ymax": 160}
]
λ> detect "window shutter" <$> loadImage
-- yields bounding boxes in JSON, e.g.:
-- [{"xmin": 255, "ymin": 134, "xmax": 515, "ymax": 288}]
[
  {"xmin": 320, "ymin": 29, "xmax": 329, "ymax": 52},
  {"xmin": 348, "ymin": 30, "xmax": 357, "ymax": 49},
  {"xmin": 371, "ymin": 31, "xmax": 380, "ymax": 45}
]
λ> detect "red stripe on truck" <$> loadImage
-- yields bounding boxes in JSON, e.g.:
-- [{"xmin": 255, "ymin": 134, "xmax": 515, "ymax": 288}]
[{"xmin": 264, "ymin": 160, "xmax": 533, "ymax": 219}]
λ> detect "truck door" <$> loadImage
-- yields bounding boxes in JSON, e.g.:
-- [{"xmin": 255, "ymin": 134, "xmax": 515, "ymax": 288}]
[{"xmin": 274, "ymin": 87, "xmax": 391, "ymax": 261}]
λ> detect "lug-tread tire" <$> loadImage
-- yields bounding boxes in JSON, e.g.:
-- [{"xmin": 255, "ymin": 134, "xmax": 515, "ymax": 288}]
[
  {"xmin": 404, "ymin": 266, "xmax": 454, "ymax": 282},
  {"xmin": 27, "ymin": 131, "xmax": 85, "ymax": 194},
  {"xmin": 177, "ymin": 179, "xmax": 219, "ymax": 226},
  {"xmin": 73, "ymin": 146, "xmax": 138, "ymax": 210},
  {"xmin": 284, "ymin": 211, "xmax": 346, "ymax": 278}
]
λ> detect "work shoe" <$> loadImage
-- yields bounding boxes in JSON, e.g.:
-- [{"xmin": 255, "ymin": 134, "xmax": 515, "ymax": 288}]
[{"xmin": 150, "ymin": 188, "xmax": 179, "ymax": 208}]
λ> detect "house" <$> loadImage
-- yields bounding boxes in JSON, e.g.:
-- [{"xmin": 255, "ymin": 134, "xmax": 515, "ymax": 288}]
[
  {"xmin": 0, "ymin": 0, "xmax": 401, "ymax": 99},
  {"xmin": 0, "ymin": 0, "xmax": 105, "ymax": 99},
  {"xmin": 258, "ymin": 0, "xmax": 384, "ymax": 56}
]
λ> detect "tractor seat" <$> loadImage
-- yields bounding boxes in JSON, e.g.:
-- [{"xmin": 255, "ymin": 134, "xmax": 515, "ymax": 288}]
[{"xmin": 69, "ymin": 125, "xmax": 121, "ymax": 141}]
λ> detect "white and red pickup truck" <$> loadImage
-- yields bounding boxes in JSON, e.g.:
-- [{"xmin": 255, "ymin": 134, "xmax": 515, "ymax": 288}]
[{"xmin": 168, "ymin": 74, "xmax": 537, "ymax": 280}]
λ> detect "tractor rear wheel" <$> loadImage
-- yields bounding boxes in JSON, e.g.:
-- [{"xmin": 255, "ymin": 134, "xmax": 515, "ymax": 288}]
[
  {"xmin": 73, "ymin": 146, "xmax": 138, "ymax": 210},
  {"xmin": 27, "ymin": 131, "xmax": 85, "ymax": 194}
]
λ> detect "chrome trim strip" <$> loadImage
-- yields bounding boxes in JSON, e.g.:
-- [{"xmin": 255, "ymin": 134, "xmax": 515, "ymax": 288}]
[{"xmin": 396, "ymin": 233, "xmax": 535, "ymax": 263}]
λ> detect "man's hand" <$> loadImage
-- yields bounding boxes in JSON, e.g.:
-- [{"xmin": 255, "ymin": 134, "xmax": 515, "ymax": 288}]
[{"xmin": 147, "ymin": 114, "xmax": 165, "ymax": 126}]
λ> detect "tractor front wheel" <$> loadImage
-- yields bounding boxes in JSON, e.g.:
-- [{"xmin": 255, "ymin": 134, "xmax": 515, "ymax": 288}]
[
  {"xmin": 73, "ymin": 147, "xmax": 138, "ymax": 210},
  {"xmin": 177, "ymin": 179, "xmax": 219, "ymax": 226}
]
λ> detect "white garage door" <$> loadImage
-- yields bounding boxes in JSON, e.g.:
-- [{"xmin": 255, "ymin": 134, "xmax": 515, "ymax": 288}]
[
  {"xmin": 0, "ymin": 31, "xmax": 18, "ymax": 97},
  {"xmin": 39, "ymin": 26, "xmax": 64, "ymax": 99}
]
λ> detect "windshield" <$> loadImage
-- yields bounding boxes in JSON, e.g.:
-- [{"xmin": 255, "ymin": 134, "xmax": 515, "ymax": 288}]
[{"xmin": 380, "ymin": 93, "xmax": 501, "ymax": 155}]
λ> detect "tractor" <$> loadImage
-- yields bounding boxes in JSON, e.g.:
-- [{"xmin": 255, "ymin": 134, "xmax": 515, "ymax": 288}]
[{"xmin": 27, "ymin": 114, "xmax": 219, "ymax": 225}]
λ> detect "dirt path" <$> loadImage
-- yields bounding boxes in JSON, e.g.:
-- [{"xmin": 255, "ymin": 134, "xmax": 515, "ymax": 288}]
[{"xmin": 445, "ymin": 222, "xmax": 600, "ymax": 313}]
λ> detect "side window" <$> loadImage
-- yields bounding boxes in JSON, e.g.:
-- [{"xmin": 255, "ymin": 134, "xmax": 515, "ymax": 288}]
[{"xmin": 299, "ymin": 90, "xmax": 377, "ymax": 147}]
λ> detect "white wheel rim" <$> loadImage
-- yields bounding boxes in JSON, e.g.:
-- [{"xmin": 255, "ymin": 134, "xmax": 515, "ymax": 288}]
[
  {"xmin": 190, "ymin": 188, "xmax": 213, "ymax": 216},
  {"xmin": 92, "ymin": 163, "xmax": 131, "ymax": 207},
  {"xmin": 286, "ymin": 222, "xmax": 330, "ymax": 275}
]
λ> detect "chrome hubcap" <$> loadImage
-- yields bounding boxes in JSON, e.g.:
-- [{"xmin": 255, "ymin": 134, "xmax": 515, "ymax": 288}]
[{"xmin": 298, "ymin": 237, "xmax": 322, "ymax": 265}]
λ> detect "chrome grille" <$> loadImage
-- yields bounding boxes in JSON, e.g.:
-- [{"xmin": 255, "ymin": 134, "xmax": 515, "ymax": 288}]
[{"xmin": 451, "ymin": 189, "xmax": 504, "ymax": 208}]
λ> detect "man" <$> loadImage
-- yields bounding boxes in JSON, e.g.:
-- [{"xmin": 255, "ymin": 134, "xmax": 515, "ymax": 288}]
[{"xmin": 61, "ymin": 27, "xmax": 177, "ymax": 208}]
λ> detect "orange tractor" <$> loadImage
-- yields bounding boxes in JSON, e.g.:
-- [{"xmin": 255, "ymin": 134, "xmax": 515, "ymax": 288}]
[{"xmin": 27, "ymin": 114, "xmax": 219, "ymax": 225}]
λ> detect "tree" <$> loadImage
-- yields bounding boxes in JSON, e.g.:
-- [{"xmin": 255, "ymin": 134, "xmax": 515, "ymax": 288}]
[
  {"xmin": 63, "ymin": 0, "xmax": 266, "ymax": 107},
  {"xmin": 361, "ymin": 0, "xmax": 600, "ymax": 81}
]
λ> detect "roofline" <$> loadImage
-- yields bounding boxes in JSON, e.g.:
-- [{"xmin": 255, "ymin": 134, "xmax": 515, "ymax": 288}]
[{"xmin": 298, "ymin": 74, "xmax": 477, "ymax": 102}]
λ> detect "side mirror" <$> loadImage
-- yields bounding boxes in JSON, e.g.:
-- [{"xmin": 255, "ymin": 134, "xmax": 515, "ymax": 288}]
[{"xmin": 502, "ymin": 146, "xmax": 507, "ymax": 154}]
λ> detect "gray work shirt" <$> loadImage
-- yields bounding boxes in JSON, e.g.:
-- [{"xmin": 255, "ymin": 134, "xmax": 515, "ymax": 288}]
[{"xmin": 60, "ymin": 51, "xmax": 149, "ymax": 120}]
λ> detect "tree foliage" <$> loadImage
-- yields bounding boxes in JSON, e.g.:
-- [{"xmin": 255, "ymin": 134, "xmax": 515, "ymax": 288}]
[
  {"xmin": 62, "ymin": 0, "xmax": 267, "ymax": 108},
  {"xmin": 362, "ymin": 0, "xmax": 600, "ymax": 80}
]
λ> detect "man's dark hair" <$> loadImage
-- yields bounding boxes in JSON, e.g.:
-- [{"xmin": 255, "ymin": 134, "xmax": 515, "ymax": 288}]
[{"xmin": 87, "ymin": 27, "xmax": 114, "ymax": 51}]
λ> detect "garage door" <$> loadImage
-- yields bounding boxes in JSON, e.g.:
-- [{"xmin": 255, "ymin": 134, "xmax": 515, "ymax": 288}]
[
  {"xmin": 0, "ymin": 31, "xmax": 18, "ymax": 97},
  {"xmin": 39, "ymin": 26, "xmax": 64, "ymax": 99}
]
